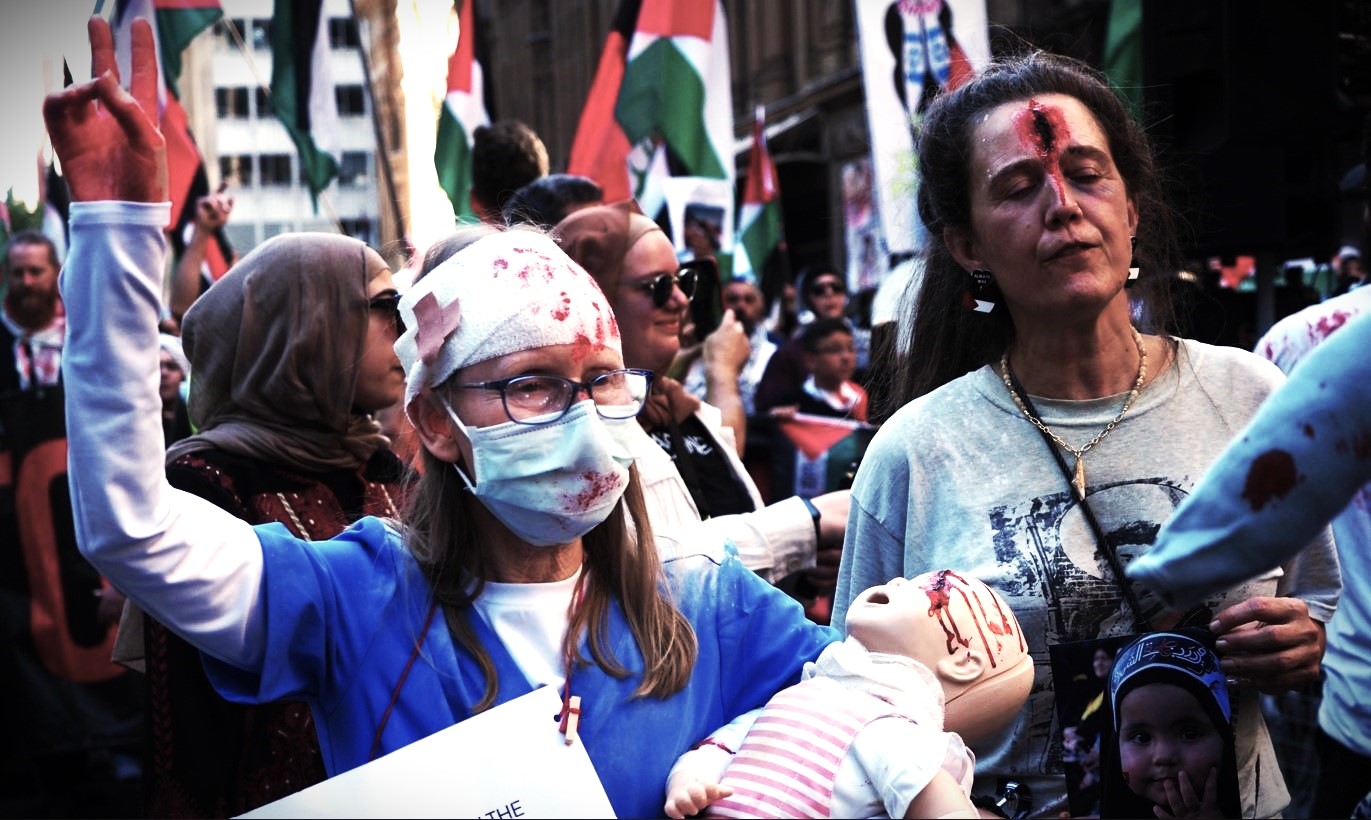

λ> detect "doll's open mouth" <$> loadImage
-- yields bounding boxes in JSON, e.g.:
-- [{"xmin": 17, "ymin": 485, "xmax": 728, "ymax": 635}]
[{"xmin": 865, "ymin": 590, "xmax": 890, "ymax": 605}]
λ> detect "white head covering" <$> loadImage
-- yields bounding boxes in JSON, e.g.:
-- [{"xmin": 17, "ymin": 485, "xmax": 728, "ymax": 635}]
[
  {"xmin": 158, "ymin": 333, "xmax": 191, "ymax": 376},
  {"xmin": 395, "ymin": 229, "xmax": 620, "ymax": 414}
]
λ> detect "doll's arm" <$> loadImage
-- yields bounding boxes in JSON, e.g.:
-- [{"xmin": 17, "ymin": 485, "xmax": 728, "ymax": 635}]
[
  {"xmin": 664, "ymin": 773, "xmax": 734, "ymax": 820},
  {"xmin": 663, "ymin": 708, "xmax": 759, "ymax": 818},
  {"xmin": 904, "ymin": 769, "xmax": 979, "ymax": 819},
  {"xmin": 857, "ymin": 717, "xmax": 978, "ymax": 819}
]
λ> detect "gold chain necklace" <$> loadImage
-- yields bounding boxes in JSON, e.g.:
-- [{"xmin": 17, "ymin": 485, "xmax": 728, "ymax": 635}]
[{"xmin": 1000, "ymin": 327, "xmax": 1146, "ymax": 501}]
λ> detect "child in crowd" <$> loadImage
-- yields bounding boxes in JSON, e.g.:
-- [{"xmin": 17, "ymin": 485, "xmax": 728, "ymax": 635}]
[
  {"xmin": 768, "ymin": 317, "xmax": 869, "ymax": 422},
  {"xmin": 1102, "ymin": 629, "xmax": 1240, "ymax": 819}
]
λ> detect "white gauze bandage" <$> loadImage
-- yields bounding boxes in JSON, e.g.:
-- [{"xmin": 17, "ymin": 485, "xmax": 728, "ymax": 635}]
[{"xmin": 395, "ymin": 230, "xmax": 620, "ymax": 415}]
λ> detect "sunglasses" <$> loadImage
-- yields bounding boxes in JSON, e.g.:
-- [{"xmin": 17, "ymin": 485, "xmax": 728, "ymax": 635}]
[
  {"xmin": 808, "ymin": 281, "xmax": 846, "ymax": 297},
  {"xmin": 633, "ymin": 259, "xmax": 711, "ymax": 308},
  {"xmin": 369, "ymin": 291, "xmax": 405, "ymax": 334}
]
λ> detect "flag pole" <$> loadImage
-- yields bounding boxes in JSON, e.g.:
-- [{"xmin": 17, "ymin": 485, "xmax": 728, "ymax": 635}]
[
  {"xmin": 221, "ymin": 18, "xmax": 273, "ymax": 103},
  {"xmin": 349, "ymin": 1, "xmax": 407, "ymax": 247}
]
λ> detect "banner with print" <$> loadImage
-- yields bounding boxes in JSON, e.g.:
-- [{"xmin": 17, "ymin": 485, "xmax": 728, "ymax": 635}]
[{"xmin": 854, "ymin": 0, "xmax": 990, "ymax": 254}]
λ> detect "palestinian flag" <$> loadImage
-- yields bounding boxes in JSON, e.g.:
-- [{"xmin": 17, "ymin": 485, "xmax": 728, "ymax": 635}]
[
  {"xmin": 434, "ymin": 0, "xmax": 489, "ymax": 221},
  {"xmin": 569, "ymin": 0, "xmax": 734, "ymax": 203},
  {"xmin": 115, "ymin": 0, "xmax": 231, "ymax": 277},
  {"xmin": 618, "ymin": 0, "xmax": 733, "ymax": 182},
  {"xmin": 153, "ymin": 0, "xmax": 223, "ymax": 99},
  {"xmin": 270, "ymin": 0, "xmax": 340, "ymax": 207},
  {"xmin": 735, "ymin": 105, "xmax": 788, "ymax": 305},
  {"xmin": 1102, "ymin": 0, "xmax": 1144, "ymax": 118},
  {"xmin": 567, "ymin": 0, "xmax": 640, "ymax": 202},
  {"xmin": 772, "ymin": 414, "xmax": 877, "ymax": 500}
]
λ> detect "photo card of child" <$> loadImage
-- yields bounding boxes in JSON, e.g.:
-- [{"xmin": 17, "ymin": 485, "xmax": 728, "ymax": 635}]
[{"xmin": 1051, "ymin": 629, "xmax": 1241, "ymax": 819}]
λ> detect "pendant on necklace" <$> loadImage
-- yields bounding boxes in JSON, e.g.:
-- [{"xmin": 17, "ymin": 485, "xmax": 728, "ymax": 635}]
[{"xmin": 1071, "ymin": 457, "xmax": 1087, "ymax": 501}]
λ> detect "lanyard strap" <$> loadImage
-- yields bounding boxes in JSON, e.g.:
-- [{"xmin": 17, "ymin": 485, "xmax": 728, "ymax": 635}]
[{"xmin": 370, "ymin": 597, "xmax": 442, "ymax": 761}]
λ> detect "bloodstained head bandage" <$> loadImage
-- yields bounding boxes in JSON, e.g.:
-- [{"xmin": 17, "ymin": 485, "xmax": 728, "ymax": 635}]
[{"xmin": 395, "ymin": 229, "xmax": 620, "ymax": 416}]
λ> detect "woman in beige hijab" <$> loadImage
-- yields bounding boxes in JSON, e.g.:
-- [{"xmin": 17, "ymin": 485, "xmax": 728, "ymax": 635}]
[{"xmin": 555, "ymin": 202, "xmax": 850, "ymax": 613}]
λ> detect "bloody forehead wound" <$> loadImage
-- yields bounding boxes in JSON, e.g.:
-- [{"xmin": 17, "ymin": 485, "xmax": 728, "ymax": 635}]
[{"xmin": 1012, "ymin": 99, "xmax": 1072, "ymax": 200}]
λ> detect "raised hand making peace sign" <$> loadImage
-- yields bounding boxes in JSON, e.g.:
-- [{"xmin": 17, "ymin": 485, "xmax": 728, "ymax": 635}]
[{"xmin": 43, "ymin": 16, "xmax": 166, "ymax": 204}]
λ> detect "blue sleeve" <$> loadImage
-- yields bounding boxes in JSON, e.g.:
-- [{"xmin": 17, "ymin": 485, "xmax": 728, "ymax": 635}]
[
  {"xmin": 1130, "ymin": 311, "xmax": 1371, "ymax": 608},
  {"xmin": 204, "ymin": 517, "xmax": 408, "ymax": 705},
  {"xmin": 674, "ymin": 553, "xmax": 839, "ymax": 718}
]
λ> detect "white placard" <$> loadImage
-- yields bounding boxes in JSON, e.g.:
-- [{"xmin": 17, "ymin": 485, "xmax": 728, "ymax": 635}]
[{"xmin": 239, "ymin": 686, "xmax": 614, "ymax": 818}]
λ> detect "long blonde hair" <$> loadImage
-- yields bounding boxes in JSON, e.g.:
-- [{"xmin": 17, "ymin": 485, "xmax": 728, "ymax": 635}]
[{"xmin": 403, "ymin": 401, "xmax": 697, "ymax": 712}]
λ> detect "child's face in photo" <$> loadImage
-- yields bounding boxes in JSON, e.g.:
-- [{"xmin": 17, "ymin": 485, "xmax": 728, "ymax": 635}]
[
  {"xmin": 808, "ymin": 331, "xmax": 857, "ymax": 388},
  {"xmin": 1117, "ymin": 682, "xmax": 1224, "ymax": 807}
]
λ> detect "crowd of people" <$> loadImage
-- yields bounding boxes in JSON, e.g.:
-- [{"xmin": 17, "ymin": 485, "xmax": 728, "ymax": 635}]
[{"xmin": 3, "ymin": 12, "xmax": 1366, "ymax": 819}]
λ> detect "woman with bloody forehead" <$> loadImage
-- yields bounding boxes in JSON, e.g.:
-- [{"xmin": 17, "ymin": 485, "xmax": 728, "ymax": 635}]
[{"xmin": 830, "ymin": 50, "xmax": 1338, "ymax": 817}]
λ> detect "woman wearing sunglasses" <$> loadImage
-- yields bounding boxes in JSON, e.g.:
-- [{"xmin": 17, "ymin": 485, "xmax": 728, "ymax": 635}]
[
  {"xmin": 47, "ymin": 20, "xmax": 836, "ymax": 817},
  {"xmin": 753, "ymin": 265, "xmax": 862, "ymax": 416},
  {"xmin": 555, "ymin": 202, "xmax": 850, "ymax": 595},
  {"xmin": 124, "ymin": 219, "xmax": 413, "ymax": 814}
]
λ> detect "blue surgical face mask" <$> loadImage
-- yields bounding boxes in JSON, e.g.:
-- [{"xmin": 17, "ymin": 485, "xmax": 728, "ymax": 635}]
[{"xmin": 442, "ymin": 399, "xmax": 641, "ymax": 547}]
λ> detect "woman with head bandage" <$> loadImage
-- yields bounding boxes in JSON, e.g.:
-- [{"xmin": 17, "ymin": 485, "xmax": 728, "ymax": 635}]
[{"xmin": 45, "ymin": 19, "xmax": 837, "ymax": 818}]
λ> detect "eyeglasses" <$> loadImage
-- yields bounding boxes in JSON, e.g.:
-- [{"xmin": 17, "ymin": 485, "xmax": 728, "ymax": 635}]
[
  {"xmin": 632, "ymin": 266, "xmax": 699, "ymax": 309},
  {"xmin": 369, "ymin": 291, "xmax": 405, "ymax": 334},
  {"xmin": 452, "ymin": 368, "xmax": 655, "ymax": 425},
  {"xmin": 808, "ymin": 281, "xmax": 846, "ymax": 297}
]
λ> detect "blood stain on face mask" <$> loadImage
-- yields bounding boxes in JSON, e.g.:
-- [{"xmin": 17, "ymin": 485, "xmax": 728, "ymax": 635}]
[{"xmin": 568, "ymin": 470, "xmax": 623, "ymax": 510}]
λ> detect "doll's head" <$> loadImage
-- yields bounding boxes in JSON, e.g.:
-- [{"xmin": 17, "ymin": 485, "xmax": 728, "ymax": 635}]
[
  {"xmin": 1102, "ymin": 629, "xmax": 1239, "ymax": 817},
  {"xmin": 843, "ymin": 569, "xmax": 1033, "ymax": 744}
]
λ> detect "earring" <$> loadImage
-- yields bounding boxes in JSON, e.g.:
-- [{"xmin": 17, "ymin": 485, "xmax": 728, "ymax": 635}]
[
  {"xmin": 1126, "ymin": 235, "xmax": 1140, "ymax": 288},
  {"xmin": 963, "ymin": 268, "xmax": 999, "ymax": 314}
]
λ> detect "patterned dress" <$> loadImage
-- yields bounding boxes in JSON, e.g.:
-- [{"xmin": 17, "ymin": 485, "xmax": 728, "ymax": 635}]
[{"xmin": 143, "ymin": 448, "xmax": 408, "ymax": 818}]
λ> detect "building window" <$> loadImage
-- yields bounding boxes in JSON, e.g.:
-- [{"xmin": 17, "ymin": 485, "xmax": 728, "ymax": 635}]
[
  {"xmin": 250, "ymin": 19, "xmax": 271, "ymax": 50},
  {"xmin": 215, "ymin": 87, "xmax": 250, "ymax": 119},
  {"xmin": 255, "ymin": 88, "xmax": 274, "ymax": 118},
  {"xmin": 338, "ymin": 152, "xmax": 370, "ymax": 187},
  {"xmin": 335, "ymin": 85, "xmax": 367, "ymax": 117},
  {"xmin": 219, "ymin": 155, "xmax": 254, "ymax": 188},
  {"xmin": 259, "ymin": 154, "xmax": 293, "ymax": 187},
  {"xmin": 339, "ymin": 218, "xmax": 376, "ymax": 247},
  {"xmin": 328, "ymin": 18, "xmax": 360, "ymax": 49},
  {"xmin": 217, "ymin": 18, "xmax": 246, "ymax": 48}
]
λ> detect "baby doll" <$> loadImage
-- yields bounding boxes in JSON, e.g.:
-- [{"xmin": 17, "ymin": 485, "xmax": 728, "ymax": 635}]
[
  {"xmin": 1101, "ymin": 629, "xmax": 1240, "ymax": 819},
  {"xmin": 664, "ymin": 570, "xmax": 1033, "ymax": 819}
]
